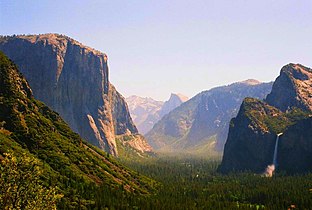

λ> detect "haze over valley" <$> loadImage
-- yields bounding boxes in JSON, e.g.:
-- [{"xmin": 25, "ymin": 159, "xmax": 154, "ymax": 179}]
[{"xmin": 1, "ymin": 1, "xmax": 312, "ymax": 209}]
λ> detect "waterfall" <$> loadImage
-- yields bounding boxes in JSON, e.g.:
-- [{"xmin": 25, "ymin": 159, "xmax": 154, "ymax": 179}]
[
  {"xmin": 264, "ymin": 133, "xmax": 283, "ymax": 177},
  {"xmin": 272, "ymin": 133, "xmax": 283, "ymax": 166}
]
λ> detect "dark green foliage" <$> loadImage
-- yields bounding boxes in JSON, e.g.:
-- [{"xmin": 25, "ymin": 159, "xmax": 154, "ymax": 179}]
[
  {"xmin": 264, "ymin": 108, "xmax": 310, "ymax": 134},
  {"xmin": 0, "ymin": 52, "xmax": 156, "ymax": 209},
  {"xmin": 0, "ymin": 152, "xmax": 63, "ymax": 210},
  {"xmin": 118, "ymin": 157, "xmax": 312, "ymax": 210},
  {"xmin": 115, "ymin": 135, "xmax": 155, "ymax": 162},
  {"xmin": 243, "ymin": 98, "xmax": 311, "ymax": 134},
  {"xmin": 2, "ymin": 51, "xmax": 312, "ymax": 209}
]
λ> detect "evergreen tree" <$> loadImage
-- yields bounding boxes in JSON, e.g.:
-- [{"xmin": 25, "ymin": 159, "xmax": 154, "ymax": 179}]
[{"xmin": 0, "ymin": 152, "xmax": 63, "ymax": 210}]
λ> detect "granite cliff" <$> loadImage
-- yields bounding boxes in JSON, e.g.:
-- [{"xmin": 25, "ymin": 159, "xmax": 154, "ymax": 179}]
[
  {"xmin": 0, "ymin": 52, "xmax": 155, "ymax": 207},
  {"xmin": 266, "ymin": 64, "xmax": 312, "ymax": 112},
  {"xmin": 220, "ymin": 64, "xmax": 312, "ymax": 174},
  {"xmin": 146, "ymin": 80, "xmax": 273, "ymax": 155},
  {"xmin": 277, "ymin": 117, "xmax": 312, "ymax": 174},
  {"xmin": 0, "ymin": 34, "xmax": 151, "ymax": 156}
]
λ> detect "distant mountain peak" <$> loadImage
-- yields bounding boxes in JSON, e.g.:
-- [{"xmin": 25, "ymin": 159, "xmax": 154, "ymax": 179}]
[
  {"xmin": 159, "ymin": 93, "xmax": 189, "ymax": 118},
  {"xmin": 238, "ymin": 79, "xmax": 262, "ymax": 86},
  {"xmin": 169, "ymin": 93, "xmax": 189, "ymax": 102},
  {"xmin": 126, "ymin": 93, "xmax": 188, "ymax": 134},
  {"xmin": 146, "ymin": 81, "xmax": 273, "ymax": 152},
  {"xmin": 126, "ymin": 95, "xmax": 164, "ymax": 134}
]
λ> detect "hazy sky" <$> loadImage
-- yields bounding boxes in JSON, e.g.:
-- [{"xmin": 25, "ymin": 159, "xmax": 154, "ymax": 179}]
[{"xmin": 1, "ymin": 0, "xmax": 312, "ymax": 100}]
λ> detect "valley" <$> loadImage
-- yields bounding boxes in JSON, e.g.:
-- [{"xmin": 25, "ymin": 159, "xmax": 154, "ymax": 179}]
[
  {"xmin": 118, "ymin": 157, "xmax": 312, "ymax": 210},
  {"xmin": 0, "ymin": 30, "xmax": 312, "ymax": 209}
]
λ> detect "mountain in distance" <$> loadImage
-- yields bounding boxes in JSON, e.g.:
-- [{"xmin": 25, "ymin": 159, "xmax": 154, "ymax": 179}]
[
  {"xmin": 219, "ymin": 64, "xmax": 312, "ymax": 174},
  {"xmin": 146, "ymin": 80, "xmax": 273, "ymax": 156},
  {"xmin": 126, "ymin": 93, "xmax": 188, "ymax": 134},
  {"xmin": 0, "ymin": 34, "xmax": 152, "ymax": 156},
  {"xmin": 0, "ymin": 52, "xmax": 155, "ymax": 208},
  {"xmin": 126, "ymin": 96, "xmax": 164, "ymax": 134},
  {"xmin": 159, "ymin": 93, "xmax": 189, "ymax": 118}
]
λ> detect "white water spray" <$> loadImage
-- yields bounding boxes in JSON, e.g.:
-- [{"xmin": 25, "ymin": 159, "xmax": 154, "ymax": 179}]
[
  {"xmin": 264, "ymin": 133, "xmax": 283, "ymax": 177},
  {"xmin": 272, "ymin": 133, "xmax": 282, "ymax": 166}
]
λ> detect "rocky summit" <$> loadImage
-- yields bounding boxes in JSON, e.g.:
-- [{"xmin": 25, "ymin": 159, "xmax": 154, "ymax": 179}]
[
  {"xmin": 266, "ymin": 64, "xmax": 312, "ymax": 112},
  {"xmin": 158, "ymin": 93, "xmax": 189, "ymax": 118},
  {"xmin": 0, "ymin": 34, "xmax": 151, "ymax": 156},
  {"xmin": 220, "ymin": 64, "xmax": 312, "ymax": 174}
]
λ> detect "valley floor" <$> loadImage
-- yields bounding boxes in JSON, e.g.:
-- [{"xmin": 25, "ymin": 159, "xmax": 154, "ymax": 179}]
[{"xmin": 117, "ymin": 156, "xmax": 312, "ymax": 210}]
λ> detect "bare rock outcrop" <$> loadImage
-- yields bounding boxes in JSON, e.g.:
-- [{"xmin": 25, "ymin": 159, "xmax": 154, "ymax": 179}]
[
  {"xmin": 266, "ymin": 64, "xmax": 312, "ymax": 112},
  {"xmin": 0, "ymin": 34, "xmax": 150, "ymax": 156}
]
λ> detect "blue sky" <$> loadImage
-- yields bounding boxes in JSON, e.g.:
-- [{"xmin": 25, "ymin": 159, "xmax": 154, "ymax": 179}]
[{"xmin": 1, "ymin": 0, "xmax": 312, "ymax": 100}]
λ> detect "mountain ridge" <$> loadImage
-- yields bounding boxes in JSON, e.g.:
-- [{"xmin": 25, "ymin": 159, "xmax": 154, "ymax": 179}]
[{"xmin": 146, "ymin": 80, "xmax": 273, "ymax": 154}]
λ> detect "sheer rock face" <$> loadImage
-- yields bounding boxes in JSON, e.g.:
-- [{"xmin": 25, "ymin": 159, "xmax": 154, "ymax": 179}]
[
  {"xmin": 220, "ymin": 101, "xmax": 312, "ymax": 174},
  {"xmin": 266, "ymin": 64, "xmax": 312, "ymax": 112},
  {"xmin": 0, "ymin": 52, "xmax": 155, "ymax": 193},
  {"xmin": 220, "ymin": 64, "xmax": 312, "ymax": 174},
  {"xmin": 0, "ymin": 34, "xmax": 141, "ymax": 156},
  {"xmin": 278, "ymin": 117, "xmax": 312, "ymax": 174},
  {"xmin": 219, "ymin": 98, "xmax": 283, "ymax": 173}
]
